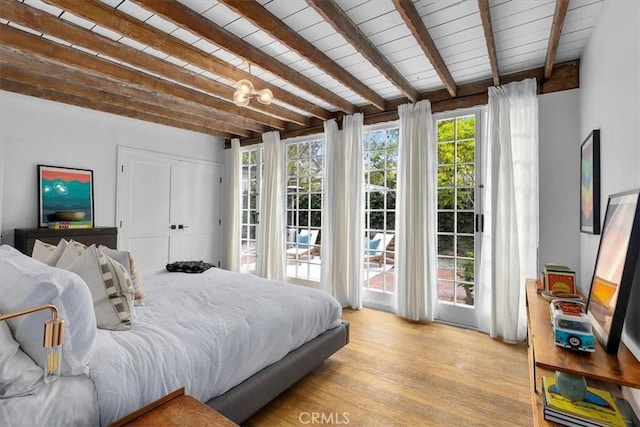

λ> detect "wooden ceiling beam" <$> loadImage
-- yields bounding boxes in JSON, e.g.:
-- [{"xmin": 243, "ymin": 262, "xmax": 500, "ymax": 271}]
[
  {"xmin": 0, "ymin": 64, "xmax": 242, "ymax": 137},
  {"xmin": 306, "ymin": 0, "xmax": 418, "ymax": 103},
  {"xmin": 233, "ymin": 60, "xmax": 580, "ymax": 147},
  {"xmin": 0, "ymin": 79, "xmax": 231, "ymax": 139},
  {"xmin": 0, "ymin": 49, "xmax": 253, "ymax": 137},
  {"xmin": 0, "ymin": 25, "xmax": 276, "ymax": 133},
  {"xmin": 0, "ymin": 0, "xmax": 307, "ymax": 126},
  {"xmin": 477, "ymin": 0, "xmax": 500, "ymax": 86},
  {"xmin": 392, "ymin": 0, "xmax": 457, "ymax": 97},
  {"xmin": 42, "ymin": 0, "xmax": 331, "ymax": 121},
  {"xmin": 544, "ymin": 0, "xmax": 570, "ymax": 79},
  {"xmin": 132, "ymin": 0, "xmax": 358, "ymax": 114},
  {"xmin": 217, "ymin": 0, "xmax": 386, "ymax": 111}
]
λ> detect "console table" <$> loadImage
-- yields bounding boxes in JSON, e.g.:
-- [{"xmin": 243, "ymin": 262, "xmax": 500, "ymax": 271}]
[{"xmin": 526, "ymin": 278, "xmax": 640, "ymax": 425}]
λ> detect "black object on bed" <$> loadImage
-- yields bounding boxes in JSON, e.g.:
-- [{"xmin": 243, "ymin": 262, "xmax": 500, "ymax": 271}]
[{"xmin": 166, "ymin": 260, "xmax": 215, "ymax": 273}]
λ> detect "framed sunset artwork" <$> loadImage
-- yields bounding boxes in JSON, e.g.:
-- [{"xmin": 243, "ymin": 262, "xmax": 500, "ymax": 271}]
[
  {"xmin": 38, "ymin": 165, "xmax": 94, "ymax": 227},
  {"xmin": 580, "ymin": 130, "xmax": 600, "ymax": 234}
]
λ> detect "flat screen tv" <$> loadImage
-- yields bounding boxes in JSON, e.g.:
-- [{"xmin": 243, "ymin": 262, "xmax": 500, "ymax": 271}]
[{"xmin": 586, "ymin": 188, "xmax": 640, "ymax": 354}]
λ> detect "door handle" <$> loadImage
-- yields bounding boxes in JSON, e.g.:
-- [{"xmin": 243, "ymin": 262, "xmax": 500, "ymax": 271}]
[
  {"xmin": 169, "ymin": 224, "xmax": 177, "ymax": 230},
  {"xmin": 178, "ymin": 224, "xmax": 190, "ymax": 230}
]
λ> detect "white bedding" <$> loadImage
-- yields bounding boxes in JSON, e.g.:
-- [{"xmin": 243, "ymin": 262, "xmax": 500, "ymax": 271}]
[
  {"xmin": 0, "ymin": 375, "xmax": 99, "ymax": 427},
  {"xmin": 89, "ymin": 268, "xmax": 342, "ymax": 426}
]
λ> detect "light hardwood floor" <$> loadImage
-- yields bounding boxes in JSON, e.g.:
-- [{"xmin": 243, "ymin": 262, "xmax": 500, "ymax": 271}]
[{"xmin": 246, "ymin": 308, "xmax": 533, "ymax": 427}]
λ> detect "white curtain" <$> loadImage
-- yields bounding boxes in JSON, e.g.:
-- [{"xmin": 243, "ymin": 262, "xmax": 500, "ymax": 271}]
[
  {"xmin": 478, "ymin": 78, "xmax": 539, "ymax": 341},
  {"xmin": 320, "ymin": 113, "xmax": 364, "ymax": 309},
  {"xmin": 394, "ymin": 100, "xmax": 438, "ymax": 321},
  {"xmin": 256, "ymin": 131, "xmax": 286, "ymax": 281},
  {"xmin": 0, "ymin": 137, "xmax": 4, "ymax": 243},
  {"xmin": 226, "ymin": 138, "xmax": 242, "ymax": 272}
]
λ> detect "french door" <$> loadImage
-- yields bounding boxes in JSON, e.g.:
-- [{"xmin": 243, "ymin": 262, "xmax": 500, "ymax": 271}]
[
  {"xmin": 240, "ymin": 148, "xmax": 262, "ymax": 274},
  {"xmin": 362, "ymin": 125, "xmax": 398, "ymax": 310},
  {"xmin": 435, "ymin": 110, "xmax": 482, "ymax": 328}
]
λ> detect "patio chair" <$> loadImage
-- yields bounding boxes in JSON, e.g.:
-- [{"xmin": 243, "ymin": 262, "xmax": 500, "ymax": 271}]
[
  {"xmin": 286, "ymin": 229, "xmax": 319, "ymax": 260},
  {"xmin": 364, "ymin": 233, "xmax": 395, "ymax": 267}
]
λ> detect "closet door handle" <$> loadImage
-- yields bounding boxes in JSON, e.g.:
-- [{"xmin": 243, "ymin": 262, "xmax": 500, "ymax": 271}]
[
  {"xmin": 169, "ymin": 224, "xmax": 177, "ymax": 230},
  {"xmin": 178, "ymin": 224, "xmax": 189, "ymax": 230}
]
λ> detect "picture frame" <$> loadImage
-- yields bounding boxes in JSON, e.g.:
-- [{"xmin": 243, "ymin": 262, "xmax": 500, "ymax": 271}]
[
  {"xmin": 38, "ymin": 165, "xmax": 94, "ymax": 227},
  {"xmin": 586, "ymin": 189, "xmax": 640, "ymax": 354},
  {"xmin": 580, "ymin": 130, "xmax": 601, "ymax": 234}
]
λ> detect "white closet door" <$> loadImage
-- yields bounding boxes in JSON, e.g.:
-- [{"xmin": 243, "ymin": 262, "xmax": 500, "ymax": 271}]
[
  {"xmin": 117, "ymin": 147, "xmax": 222, "ymax": 272},
  {"xmin": 169, "ymin": 160, "xmax": 222, "ymax": 265}
]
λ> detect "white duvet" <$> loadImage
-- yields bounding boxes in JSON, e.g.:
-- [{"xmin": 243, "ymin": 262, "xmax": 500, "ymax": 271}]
[{"xmin": 89, "ymin": 268, "xmax": 342, "ymax": 426}]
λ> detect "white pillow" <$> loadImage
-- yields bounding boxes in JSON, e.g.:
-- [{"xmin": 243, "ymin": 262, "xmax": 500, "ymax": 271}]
[
  {"xmin": 56, "ymin": 244, "xmax": 134, "ymax": 331},
  {"xmin": 0, "ymin": 320, "xmax": 43, "ymax": 398},
  {"xmin": 31, "ymin": 239, "xmax": 68, "ymax": 266},
  {"xmin": 0, "ymin": 245, "xmax": 96, "ymax": 377},
  {"xmin": 99, "ymin": 246, "xmax": 146, "ymax": 305}
]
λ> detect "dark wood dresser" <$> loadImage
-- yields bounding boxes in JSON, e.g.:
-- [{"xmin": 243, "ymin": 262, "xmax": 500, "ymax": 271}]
[{"xmin": 14, "ymin": 227, "xmax": 118, "ymax": 256}]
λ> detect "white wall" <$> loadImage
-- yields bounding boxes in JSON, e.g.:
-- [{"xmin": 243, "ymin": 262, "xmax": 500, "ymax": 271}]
[
  {"xmin": 0, "ymin": 91, "xmax": 227, "ymax": 255},
  {"xmin": 579, "ymin": 0, "xmax": 640, "ymax": 406},
  {"xmin": 538, "ymin": 89, "xmax": 581, "ymax": 280}
]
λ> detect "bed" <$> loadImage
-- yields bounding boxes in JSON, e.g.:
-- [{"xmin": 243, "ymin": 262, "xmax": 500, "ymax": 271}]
[{"xmin": 0, "ymin": 231, "xmax": 349, "ymax": 426}]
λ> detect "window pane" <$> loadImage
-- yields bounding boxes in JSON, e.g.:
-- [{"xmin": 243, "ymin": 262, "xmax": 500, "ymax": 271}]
[
  {"xmin": 456, "ymin": 188, "xmax": 474, "ymax": 210},
  {"xmin": 370, "ymin": 211, "xmax": 384, "ymax": 230},
  {"xmin": 298, "ymin": 194, "xmax": 309, "ymax": 210},
  {"xmin": 369, "ymin": 192, "xmax": 384, "ymax": 209},
  {"xmin": 457, "ymin": 212, "xmax": 475, "ymax": 234},
  {"xmin": 456, "ymin": 257, "xmax": 475, "ymax": 284},
  {"xmin": 438, "ymin": 234, "xmax": 454, "ymax": 255},
  {"xmin": 370, "ymin": 171, "xmax": 384, "ymax": 187},
  {"xmin": 438, "ymin": 142, "xmax": 454, "ymax": 165},
  {"xmin": 437, "ymin": 257, "xmax": 454, "ymax": 279},
  {"xmin": 387, "ymin": 191, "xmax": 396, "ymax": 210},
  {"xmin": 457, "ymin": 236, "xmax": 474, "ymax": 257},
  {"xmin": 457, "ymin": 140, "xmax": 475, "ymax": 163},
  {"xmin": 438, "ymin": 212, "xmax": 454, "ymax": 233},
  {"xmin": 438, "ymin": 189, "xmax": 454, "ymax": 210},
  {"xmin": 310, "ymin": 210, "xmax": 322, "ymax": 227},
  {"xmin": 456, "ymin": 116, "xmax": 475, "ymax": 139},
  {"xmin": 437, "ymin": 119, "xmax": 454, "ymax": 142},
  {"xmin": 456, "ymin": 164, "xmax": 474, "ymax": 186},
  {"xmin": 385, "ymin": 212, "xmax": 395, "ymax": 229},
  {"xmin": 438, "ymin": 165, "xmax": 455, "ymax": 187}
]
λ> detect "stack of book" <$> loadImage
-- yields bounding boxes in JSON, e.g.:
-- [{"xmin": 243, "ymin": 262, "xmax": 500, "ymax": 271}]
[
  {"xmin": 541, "ymin": 376, "xmax": 627, "ymax": 427},
  {"xmin": 47, "ymin": 221, "xmax": 93, "ymax": 229},
  {"xmin": 543, "ymin": 264, "xmax": 577, "ymax": 294}
]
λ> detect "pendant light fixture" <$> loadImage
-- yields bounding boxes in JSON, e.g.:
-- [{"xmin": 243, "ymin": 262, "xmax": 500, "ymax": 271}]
[{"xmin": 233, "ymin": 62, "xmax": 273, "ymax": 107}]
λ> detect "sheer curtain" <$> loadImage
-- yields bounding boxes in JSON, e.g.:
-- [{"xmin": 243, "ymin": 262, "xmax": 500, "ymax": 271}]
[
  {"xmin": 256, "ymin": 131, "xmax": 286, "ymax": 281},
  {"xmin": 226, "ymin": 138, "xmax": 242, "ymax": 272},
  {"xmin": 320, "ymin": 113, "xmax": 364, "ymax": 308},
  {"xmin": 477, "ymin": 78, "xmax": 539, "ymax": 341},
  {"xmin": 394, "ymin": 100, "xmax": 437, "ymax": 321}
]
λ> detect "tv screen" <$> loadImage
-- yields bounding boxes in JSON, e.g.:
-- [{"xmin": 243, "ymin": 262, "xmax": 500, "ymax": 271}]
[{"xmin": 586, "ymin": 188, "xmax": 640, "ymax": 354}]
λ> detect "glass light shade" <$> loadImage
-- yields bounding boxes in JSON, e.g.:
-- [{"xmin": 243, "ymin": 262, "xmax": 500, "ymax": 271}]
[
  {"xmin": 235, "ymin": 79, "xmax": 254, "ymax": 94},
  {"xmin": 255, "ymin": 88, "xmax": 273, "ymax": 105},
  {"xmin": 233, "ymin": 90, "xmax": 250, "ymax": 107},
  {"xmin": 44, "ymin": 345, "xmax": 62, "ymax": 383},
  {"xmin": 43, "ymin": 317, "xmax": 64, "ymax": 383}
]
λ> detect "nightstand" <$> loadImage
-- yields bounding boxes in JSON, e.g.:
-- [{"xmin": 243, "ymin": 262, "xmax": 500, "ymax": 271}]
[{"xmin": 108, "ymin": 388, "xmax": 237, "ymax": 427}]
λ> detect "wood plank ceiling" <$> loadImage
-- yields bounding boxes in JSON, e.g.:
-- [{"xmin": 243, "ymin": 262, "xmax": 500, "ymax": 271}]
[{"xmin": 0, "ymin": 0, "xmax": 603, "ymax": 145}]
